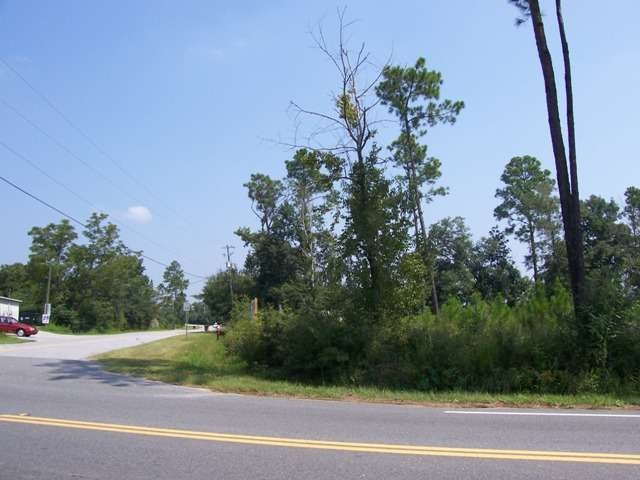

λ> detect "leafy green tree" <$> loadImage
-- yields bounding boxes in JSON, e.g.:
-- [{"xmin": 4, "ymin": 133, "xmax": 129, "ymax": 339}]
[
  {"xmin": 579, "ymin": 195, "xmax": 635, "ymax": 369},
  {"xmin": 393, "ymin": 253, "xmax": 430, "ymax": 316},
  {"xmin": 200, "ymin": 270, "xmax": 254, "ymax": 324},
  {"xmin": 623, "ymin": 186, "xmax": 640, "ymax": 297},
  {"xmin": 157, "ymin": 260, "xmax": 190, "ymax": 328},
  {"xmin": 376, "ymin": 57, "xmax": 464, "ymax": 314},
  {"xmin": 4, "ymin": 214, "xmax": 158, "ymax": 331},
  {"xmin": 237, "ymin": 172, "xmax": 303, "ymax": 307},
  {"xmin": 581, "ymin": 196, "xmax": 631, "ymax": 281},
  {"xmin": 93, "ymin": 255, "xmax": 155, "ymax": 330},
  {"xmin": 428, "ymin": 217, "xmax": 475, "ymax": 303},
  {"xmin": 82, "ymin": 213, "xmax": 128, "ymax": 267},
  {"xmin": 245, "ymin": 174, "xmax": 284, "ymax": 234},
  {"xmin": 284, "ymin": 149, "xmax": 342, "ymax": 289},
  {"xmin": 494, "ymin": 155, "xmax": 558, "ymax": 283},
  {"xmin": 471, "ymin": 227, "xmax": 529, "ymax": 304},
  {"xmin": 0, "ymin": 263, "xmax": 30, "ymax": 303},
  {"xmin": 63, "ymin": 213, "xmax": 154, "ymax": 331},
  {"xmin": 28, "ymin": 219, "xmax": 77, "ymax": 263},
  {"xmin": 624, "ymin": 186, "xmax": 640, "ymax": 239},
  {"xmin": 27, "ymin": 219, "xmax": 77, "ymax": 307},
  {"xmin": 341, "ymin": 145, "xmax": 409, "ymax": 319}
]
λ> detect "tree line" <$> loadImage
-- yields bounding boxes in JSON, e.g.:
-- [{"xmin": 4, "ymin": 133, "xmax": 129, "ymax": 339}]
[
  {"xmin": 0, "ymin": 213, "xmax": 191, "ymax": 331},
  {"xmin": 210, "ymin": 143, "xmax": 639, "ymax": 391}
]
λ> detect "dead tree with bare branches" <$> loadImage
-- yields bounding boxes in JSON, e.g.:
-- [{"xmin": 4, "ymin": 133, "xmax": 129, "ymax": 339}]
[{"xmin": 288, "ymin": 11, "xmax": 404, "ymax": 321}]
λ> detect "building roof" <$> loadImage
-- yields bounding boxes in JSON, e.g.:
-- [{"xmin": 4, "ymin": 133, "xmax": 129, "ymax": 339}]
[{"xmin": 0, "ymin": 296, "xmax": 23, "ymax": 303}]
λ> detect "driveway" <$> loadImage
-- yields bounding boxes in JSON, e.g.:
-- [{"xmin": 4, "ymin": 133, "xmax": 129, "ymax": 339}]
[{"xmin": 0, "ymin": 328, "xmax": 195, "ymax": 360}]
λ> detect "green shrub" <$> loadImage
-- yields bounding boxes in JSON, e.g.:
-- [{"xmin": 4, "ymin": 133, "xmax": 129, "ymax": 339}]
[
  {"xmin": 225, "ymin": 283, "xmax": 639, "ymax": 395},
  {"xmin": 364, "ymin": 286, "xmax": 577, "ymax": 392},
  {"xmin": 226, "ymin": 306, "xmax": 350, "ymax": 382}
]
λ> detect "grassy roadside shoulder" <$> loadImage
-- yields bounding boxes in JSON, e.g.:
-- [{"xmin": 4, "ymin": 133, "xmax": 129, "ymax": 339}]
[
  {"xmin": 38, "ymin": 323, "xmax": 179, "ymax": 335},
  {"xmin": 0, "ymin": 333, "xmax": 23, "ymax": 344},
  {"xmin": 94, "ymin": 334, "xmax": 640, "ymax": 409}
]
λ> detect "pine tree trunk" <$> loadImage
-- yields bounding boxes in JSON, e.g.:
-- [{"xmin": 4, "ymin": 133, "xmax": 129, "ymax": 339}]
[
  {"xmin": 527, "ymin": 0, "xmax": 587, "ymax": 363},
  {"xmin": 403, "ymin": 118, "xmax": 440, "ymax": 317},
  {"xmin": 555, "ymin": 0, "xmax": 586, "ymax": 312},
  {"xmin": 528, "ymin": 224, "xmax": 539, "ymax": 283}
]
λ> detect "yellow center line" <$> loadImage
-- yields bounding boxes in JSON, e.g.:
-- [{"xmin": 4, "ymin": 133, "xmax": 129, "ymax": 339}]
[{"xmin": 1, "ymin": 414, "xmax": 639, "ymax": 465}]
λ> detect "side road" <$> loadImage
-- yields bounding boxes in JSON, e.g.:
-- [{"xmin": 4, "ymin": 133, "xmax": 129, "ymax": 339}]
[{"xmin": 0, "ymin": 329, "xmax": 196, "ymax": 360}]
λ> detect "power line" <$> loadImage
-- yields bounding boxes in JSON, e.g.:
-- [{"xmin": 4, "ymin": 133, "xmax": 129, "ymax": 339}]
[
  {"xmin": 1, "ymin": 97, "xmax": 151, "ymax": 209},
  {"xmin": 0, "ymin": 173, "xmax": 209, "ymax": 280},
  {"xmin": 0, "ymin": 139, "xmax": 95, "ymax": 209},
  {"xmin": 0, "ymin": 139, "xmax": 184, "ymax": 258},
  {"xmin": 0, "ymin": 174, "xmax": 87, "ymax": 227},
  {"xmin": 222, "ymin": 244, "xmax": 235, "ymax": 268},
  {"xmin": 0, "ymin": 57, "xmax": 197, "ymax": 229}
]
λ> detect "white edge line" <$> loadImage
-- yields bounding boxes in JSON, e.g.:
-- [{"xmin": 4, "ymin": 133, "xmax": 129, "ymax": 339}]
[{"xmin": 444, "ymin": 411, "xmax": 640, "ymax": 418}]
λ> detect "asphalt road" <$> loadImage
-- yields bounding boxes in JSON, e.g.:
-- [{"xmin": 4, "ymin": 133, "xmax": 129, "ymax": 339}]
[
  {"xmin": 0, "ymin": 328, "xmax": 197, "ymax": 360},
  {"xmin": 1, "ymin": 333, "xmax": 638, "ymax": 479}
]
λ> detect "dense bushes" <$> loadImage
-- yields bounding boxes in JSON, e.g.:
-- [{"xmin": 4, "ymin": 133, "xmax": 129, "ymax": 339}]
[
  {"xmin": 365, "ymin": 288, "xmax": 573, "ymax": 392},
  {"xmin": 226, "ymin": 301, "xmax": 350, "ymax": 383},
  {"xmin": 226, "ymin": 284, "xmax": 640, "ymax": 394}
]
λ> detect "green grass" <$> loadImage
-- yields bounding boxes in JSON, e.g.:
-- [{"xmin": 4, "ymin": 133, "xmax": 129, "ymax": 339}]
[
  {"xmin": 94, "ymin": 334, "xmax": 640, "ymax": 409},
  {"xmin": 38, "ymin": 323, "xmax": 74, "ymax": 334},
  {"xmin": 38, "ymin": 323, "xmax": 174, "ymax": 335},
  {"xmin": 0, "ymin": 333, "xmax": 23, "ymax": 344}
]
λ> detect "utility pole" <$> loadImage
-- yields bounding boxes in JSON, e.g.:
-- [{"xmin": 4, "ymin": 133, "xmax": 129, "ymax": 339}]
[
  {"xmin": 184, "ymin": 301, "xmax": 190, "ymax": 336},
  {"xmin": 45, "ymin": 262, "xmax": 52, "ymax": 308},
  {"xmin": 43, "ymin": 259, "xmax": 52, "ymax": 324},
  {"xmin": 222, "ymin": 245, "xmax": 235, "ymax": 305}
]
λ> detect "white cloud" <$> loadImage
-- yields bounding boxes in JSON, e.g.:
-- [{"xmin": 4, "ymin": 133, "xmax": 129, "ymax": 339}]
[{"xmin": 123, "ymin": 206, "xmax": 152, "ymax": 224}]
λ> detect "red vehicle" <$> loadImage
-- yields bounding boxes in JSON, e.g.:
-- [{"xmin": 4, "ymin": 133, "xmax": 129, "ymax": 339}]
[{"xmin": 0, "ymin": 316, "xmax": 38, "ymax": 337}]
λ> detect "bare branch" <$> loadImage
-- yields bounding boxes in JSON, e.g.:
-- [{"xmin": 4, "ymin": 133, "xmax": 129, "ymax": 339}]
[{"xmin": 289, "ymin": 101, "xmax": 344, "ymax": 128}]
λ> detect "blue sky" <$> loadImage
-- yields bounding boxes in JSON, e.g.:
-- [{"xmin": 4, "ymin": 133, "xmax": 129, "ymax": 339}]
[{"xmin": 1, "ymin": 0, "xmax": 639, "ymax": 297}]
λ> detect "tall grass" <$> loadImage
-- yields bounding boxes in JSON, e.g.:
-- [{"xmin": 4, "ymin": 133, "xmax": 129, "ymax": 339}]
[{"xmin": 95, "ymin": 333, "xmax": 640, "ymax": 408}]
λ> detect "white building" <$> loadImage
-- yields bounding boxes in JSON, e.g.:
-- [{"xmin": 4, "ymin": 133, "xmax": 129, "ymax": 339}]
[{"xmin": 0, "ymin": 296, "xmax": 22, "ymax": 319}]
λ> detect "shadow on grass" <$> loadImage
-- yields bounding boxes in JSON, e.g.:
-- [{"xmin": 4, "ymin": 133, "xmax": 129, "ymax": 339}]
[{"xmin": 96, "ymin": 356, "xmax": 247, "ymax": 386}]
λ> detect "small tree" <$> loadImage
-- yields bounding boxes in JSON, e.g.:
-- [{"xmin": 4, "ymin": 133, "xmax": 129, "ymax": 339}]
[
  {"xmin": 428, "ymin": 217, "xmax": 475, "ymax": 303},
  {"xmin": 623, "ymin": 186, "xmax": 640, "ymax": 298},
  {"xmin": 471, "ymin": 227, "xmax": 528, "ymax": 304},
  {"xmin": 285, "ymin": 149, "xmax": 342, "ymax": 289},
  {"xmin": 494, "ymin": 155, "xmax": 558, "ymax": 283},
  {"xmin": 27, "ymin": 219, "xmax": 77, "ymax": 309},
  {"xmin": 157, "ymin": 260, "xmax": 189, "ymax": 328},
  {"xmin": 200, "ymin": 270, "xmax": 254, "ymax": 324},
  {"xmin": 236, "ymin": 173, "xmax": 300, "ymax": 307},
  {"xmin": 376, "ymin": 57, "xmax": 464, "ymax": 314},
  {"xmin": 624, "ymin": 186, "xmax": 640, "ymax": 240}
]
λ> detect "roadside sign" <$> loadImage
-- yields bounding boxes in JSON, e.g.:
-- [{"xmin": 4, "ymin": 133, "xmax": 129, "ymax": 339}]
[
  {"xmin": 183, "ymin": 301, "xmax": 191, "ymax": 312},
  {"xmin": 42, "ymin": 314, "xmax": 50, "ymax": 324}
]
